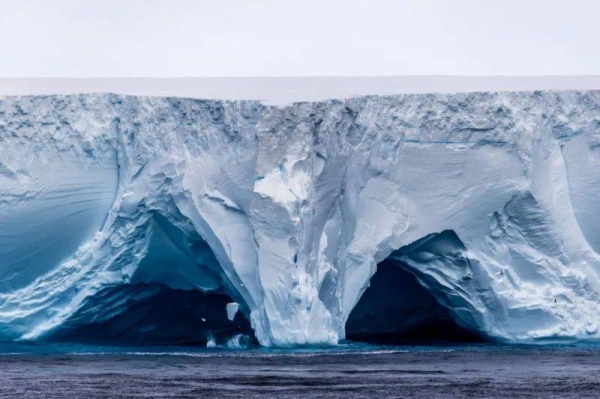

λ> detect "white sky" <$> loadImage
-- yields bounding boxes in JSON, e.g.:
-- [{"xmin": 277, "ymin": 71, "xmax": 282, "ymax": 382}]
[{"xmin": 1, "ymin": 0, "xmax": 599, "ymax": 77}]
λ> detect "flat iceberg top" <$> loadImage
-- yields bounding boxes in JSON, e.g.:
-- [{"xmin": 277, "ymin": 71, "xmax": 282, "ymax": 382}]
[{"xmin": 1, "ymin": 76, "xmax": 600, "ymax": 105}]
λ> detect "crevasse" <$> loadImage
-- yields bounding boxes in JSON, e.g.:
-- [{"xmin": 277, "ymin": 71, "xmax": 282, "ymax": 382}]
[{"xmin": 1, "ymin": 91, "xmax": 600, "ymax": 346}]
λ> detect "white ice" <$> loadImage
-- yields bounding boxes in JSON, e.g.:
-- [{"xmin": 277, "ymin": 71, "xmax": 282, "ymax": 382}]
[{"xmin": 226, "ymin": 302, "xmax": 240, "ymax": 321}]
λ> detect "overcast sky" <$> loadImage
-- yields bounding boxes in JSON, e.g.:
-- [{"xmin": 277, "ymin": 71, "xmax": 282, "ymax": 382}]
[{"xmin": 1, "ymin": 0, "xmax": 599, "ymax": 77}]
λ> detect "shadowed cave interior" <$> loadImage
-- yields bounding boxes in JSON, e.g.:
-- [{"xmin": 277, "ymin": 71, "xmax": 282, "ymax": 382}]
[
  {"xmin": 345, "ymin": 259, "xmax": 483, "ymax": 344},
  {"xmin": 47, "ymin": 213, "xmax": 255, "ymax": 346},
  {"xmin": 346, "ymin": 231, "xmax": 485, "ymax": 345},
  {"xmin": 47, "ymin": 283, "xmax": 254, "ymax": 346}
]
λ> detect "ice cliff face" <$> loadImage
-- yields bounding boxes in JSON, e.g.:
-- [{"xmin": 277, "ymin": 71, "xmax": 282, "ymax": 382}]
[{"xmin": 1, "ymin": 91, "xmax": 600, "ymax": 346}]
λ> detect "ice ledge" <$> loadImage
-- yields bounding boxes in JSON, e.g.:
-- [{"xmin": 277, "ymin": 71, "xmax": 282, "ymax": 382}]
[{"xmin": 2, "ymin": 76, "xmax": 600, "ymax": 105}]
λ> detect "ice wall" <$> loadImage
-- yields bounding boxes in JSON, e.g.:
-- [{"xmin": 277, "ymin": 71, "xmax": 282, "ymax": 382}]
[{"xmin": 1, "ymin": 91, "xmax": 600, "ymax": 346}]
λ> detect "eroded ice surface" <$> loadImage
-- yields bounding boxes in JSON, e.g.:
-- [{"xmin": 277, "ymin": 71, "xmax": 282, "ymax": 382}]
[{"xmin": 1, "ymin": 91, "xmax": 600, "ymax": 346}]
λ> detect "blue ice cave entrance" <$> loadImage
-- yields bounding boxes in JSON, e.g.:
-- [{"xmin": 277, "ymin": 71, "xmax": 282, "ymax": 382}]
[
  {"xmin": 346, "ymin": 231, "xmax": 484, "ymax": 344},
  {"xmin": 48, "ymin": 213, "xmax": 253, "ymax": 346}
]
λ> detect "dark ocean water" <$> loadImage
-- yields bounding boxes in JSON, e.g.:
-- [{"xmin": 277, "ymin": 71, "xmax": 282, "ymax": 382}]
[{"xmin": 1, "ymin": 342, "xmax": 600, "ymax": 398}]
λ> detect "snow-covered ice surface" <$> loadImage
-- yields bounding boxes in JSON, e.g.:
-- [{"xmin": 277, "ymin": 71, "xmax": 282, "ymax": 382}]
[
  {"xmin": 3, "ymin": 76, "xmax": 600, "ymax": 105},
  {"xmin": 1, "ymin": 86, "xmax": 600, "ymax": 347}
]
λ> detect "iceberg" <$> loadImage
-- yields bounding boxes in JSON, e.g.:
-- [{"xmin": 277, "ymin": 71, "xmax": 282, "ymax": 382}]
[{"xmin": 1, "ymin": 91, "xmax": 600, "ymax": 346}]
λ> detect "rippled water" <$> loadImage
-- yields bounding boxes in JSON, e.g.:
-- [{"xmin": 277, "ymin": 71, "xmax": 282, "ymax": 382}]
[{"xmin": 1, "ymin": 342, "xmax": 600, "ymax": 398}]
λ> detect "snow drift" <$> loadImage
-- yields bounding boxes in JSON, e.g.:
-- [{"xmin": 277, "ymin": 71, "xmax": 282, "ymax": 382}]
[{"xmin": 1, "ymin": 91, "xmax": 600, "ymax": 346}]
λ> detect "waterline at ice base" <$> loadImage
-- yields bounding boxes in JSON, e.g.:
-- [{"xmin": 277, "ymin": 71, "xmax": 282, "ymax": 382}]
[{"xmin": 2, "ymin": 90, "xmax": 600, "ymax": 347}]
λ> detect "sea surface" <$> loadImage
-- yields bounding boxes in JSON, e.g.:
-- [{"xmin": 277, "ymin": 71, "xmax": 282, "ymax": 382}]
[{"xmin": 1, "ymin": 341, "xmax": 599, "ymax": 398}]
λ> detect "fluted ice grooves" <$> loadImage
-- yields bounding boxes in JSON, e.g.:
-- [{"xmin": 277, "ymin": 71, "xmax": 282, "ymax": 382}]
[{"xmin": 1, "ymin": 91, "xmax": 600, "ymax": 346}]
